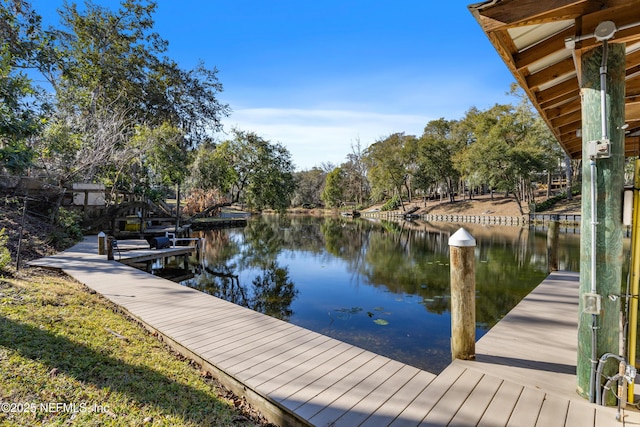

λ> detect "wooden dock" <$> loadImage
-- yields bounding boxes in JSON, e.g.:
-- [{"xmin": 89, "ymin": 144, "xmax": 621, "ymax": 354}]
[{"xmin": 28, "ymin": 236, "xmax": 640, "ymax": 426}]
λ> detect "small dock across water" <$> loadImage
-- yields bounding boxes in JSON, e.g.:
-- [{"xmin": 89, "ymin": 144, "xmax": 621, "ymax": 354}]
[{"xmin": 29, "ymin": 236, "xmax": 640, "ymax": 426}]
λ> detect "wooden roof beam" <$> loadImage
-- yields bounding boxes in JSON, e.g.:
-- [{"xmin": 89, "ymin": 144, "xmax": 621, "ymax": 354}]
[
  {"xmin": 563, "ymin": 137, "xmax": 583, "ymax": 157},
  {"xmin": 580, "ymin": 2, "xmax": 640, "ymax": 33},
  {"xmin": 558, "ymin": 121, "xmax": 582, "ymax": 137},
  {"xmin": 577, "ymin": 4, "xmax": 640, "ymax": 49},
  {"xmin": 550, "ymin": 109, "xmax": 582, "ymax": 128},
  {"xmin": 627, "ymin": 49, "xmax": 640, "ymax": 70},
  {"xmin": 539, "ymin": 91, "xmax": 580, "ymax": 110},
  {"xmin": 514, "ymin": 27, "xmax": 576, "ymax": 71},
  {"xmin": 470, "ymin": 0, "xmax": 600, "ymax": 32},
  {"xmin": 544, "ymin": 97, "xmax": 582, "ymax": 119},
  {"xmin": 536, "ymin": 76, "xmax": 579, "ymax": 104},
  {"xmin": 627, "ymin": 77, "xmax": 640, "ymax": 97},
  {"xmin": 626, "ymin": 102, "xmax": 640, "ymax": 124},
  {"xmin": 624, "ymin": 136, "xmax": 640, "ymax": 157},
  {"xmin": 526, "ymin": 57, "xmax": 575, "ymax": 89}
]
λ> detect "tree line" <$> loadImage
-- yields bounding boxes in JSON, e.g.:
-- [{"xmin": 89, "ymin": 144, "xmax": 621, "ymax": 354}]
[
  {"xmin": 301, "ymin": 89, "xmax": 570, "ymax": 215},
  {"xmin": 2, "ymin": 0, "xmax": 571, "ymax": 216}
]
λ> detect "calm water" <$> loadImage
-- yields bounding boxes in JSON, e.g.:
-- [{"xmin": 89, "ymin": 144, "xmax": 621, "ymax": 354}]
[{"xmin": 182, "ymin": 216, "xmax": 581, "ymax": 374}]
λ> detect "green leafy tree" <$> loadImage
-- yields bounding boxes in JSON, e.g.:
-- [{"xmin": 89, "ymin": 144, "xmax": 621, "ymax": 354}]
[
  {"xmin": 52, "ymin": 0, "xmax": 228, "ymax": 142},
  {"xmin": 321, "ymin": 167, "xmax": 345, "ymax": 208},
  {"xmin": 0, "ymin": 0, "xmax": 49, "ymax": 174},
  {"xmin": 190, "ymin": 129, "xmax": 295, "ymax": 212},
  {"xmin": 454, "ymin": 100, "xmax": 561, "ymax": 215},
  {"xmin": 364, "ymin": 133, "xmax": 415, "ymax": 208},
  {"xmin": 341, "ymin": 138, "xmax": 370, "ymax": 206},
  {"xmin": 133, "ymin": 123, "xmax": 189, "ymax": 188},
  {"xmin": 415, "ymin": 118, "xmax": 461, "ymax": 202},
  {"xmin": 190, "ymin": 140, "xmax": 236, "ymax": 194},
  {"xmin": 244, "ymin": 138, "xmax": 296, "ymax": 212},
  {"xmin": 31, "ymin": 0, "xmax": 227, "ymax": 189},
  {"xmin": 292, "ymin": 167, "xmax": 326, "ymax": 207}
]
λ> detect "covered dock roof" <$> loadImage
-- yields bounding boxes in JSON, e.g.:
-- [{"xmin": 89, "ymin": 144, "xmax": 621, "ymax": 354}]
[{"xmin": 468, "ymin": 0, "xmax": 640, "ymax": 159}]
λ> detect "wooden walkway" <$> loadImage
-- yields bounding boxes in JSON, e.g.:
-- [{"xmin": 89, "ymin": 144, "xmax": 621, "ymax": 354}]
[{"xmin": 29, "ymin": 236, "xmax": 640, "ymax": 426}]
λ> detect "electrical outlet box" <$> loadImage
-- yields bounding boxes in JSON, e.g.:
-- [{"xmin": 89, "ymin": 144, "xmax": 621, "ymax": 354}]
[
  {"xmin": 583, "ymin": 292, "xmax": 602, "ymax": 314},
  {"xmin": 588, "ymin": 139, "xmax": 611, "ymax": 159}
]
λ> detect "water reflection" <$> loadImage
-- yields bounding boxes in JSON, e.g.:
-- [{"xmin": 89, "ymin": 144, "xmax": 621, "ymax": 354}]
[{"xmin": 182, "ymin": 216, "xmax": 581, "ymax": 374}]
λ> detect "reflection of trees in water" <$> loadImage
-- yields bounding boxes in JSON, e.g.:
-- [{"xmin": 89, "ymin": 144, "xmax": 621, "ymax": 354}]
[
  {"xmin": 197, "ymin": 229, "xmax": 239, "ymax": 267},
  {"xmin": 237, "ymin": 219, "xmax": 284, "ymax": 269},
  {"xmin": 189, "ymin": 221, "xmax": 297, "ymax": 320},
  {"xmin": 264, "ymin": 215, "xmax": 325, "ymax": 252},
  {"xmin": 250, "ymin": 262, "xmax": 297, "ymax": 320},
  {"xmin": 320, "ymin": 219, "xmax": 550, "ymax": 328},
  {"xmin": 186, "ymin": 261, "xmax": 297, "ymax": 321},
  {"xmin": 192, "ymin": 216, "xmax": 577, "ymax": 329}
]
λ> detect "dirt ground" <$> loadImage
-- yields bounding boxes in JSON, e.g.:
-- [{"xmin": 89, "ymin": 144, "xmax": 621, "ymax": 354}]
[{"xmin": 372, "ymin": 193, "xmax": 582, "ymax": 217}]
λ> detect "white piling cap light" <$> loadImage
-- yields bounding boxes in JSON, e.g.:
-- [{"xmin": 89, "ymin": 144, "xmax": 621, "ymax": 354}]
[{"xmin": 448, "ymin": 228, "xmax": 476, "ymax": 247}]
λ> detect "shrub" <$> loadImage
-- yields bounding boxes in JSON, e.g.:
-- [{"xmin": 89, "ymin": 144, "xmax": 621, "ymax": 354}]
[
  {"xmin": 49, "ymin": 207, "xmax": 83, "ymax": 249},
  {"xmin": 182, "ymin": 188, "xmax": 226, "ymax": 216},
  {"xmin": 381, "ymin": 196, "xmax": 401, "ymax": 211},
  {"xmin": 532, "ymin": 187, "xmax": 580, "ymax": 212},
  {"xmin": 0, "ymin": 228, "xmax": 11, "ymax": 271}
]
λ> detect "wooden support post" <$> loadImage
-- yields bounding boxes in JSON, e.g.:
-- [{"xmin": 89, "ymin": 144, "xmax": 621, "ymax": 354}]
[
  {"xmin": 547, "ymin": 215, "xmax": 559, "ymax": 272},
  {"xmin": 107, "ymin": 236, "xmax": 114, "ymax": 261},
  {"xmin": 98, "ymin": 232, "xmax": 106, "ymax": 255},
  {"xmin": 175, "ymin": 183, "xmax": 181, "ymax": 233},
  {"xmin": 449, "ymin": 228, "xmax": 476, "ymax": 361},
  {"xmin": 577, "ymin": 43, "xmax": 625, "ymax": 402}
]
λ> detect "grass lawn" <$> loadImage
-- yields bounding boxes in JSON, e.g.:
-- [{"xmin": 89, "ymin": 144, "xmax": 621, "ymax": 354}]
[{"xmin": 0, "ymin": 269, "xmax": 270, "ymax": 427}]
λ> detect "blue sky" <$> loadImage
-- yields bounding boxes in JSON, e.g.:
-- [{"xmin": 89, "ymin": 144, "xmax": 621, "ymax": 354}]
[{"xmin": 31, "ymin": 0, "xmax": 516, "ymax": 170}]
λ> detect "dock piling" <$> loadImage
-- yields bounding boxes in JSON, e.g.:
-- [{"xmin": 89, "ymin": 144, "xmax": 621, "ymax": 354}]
[
  {"xmin": 449, "ymin": 227, "xmax": 476, "ymax": 361},
  {"xmin": 547, "ymin": 215, "xmax": 559, "ymax": 272}
]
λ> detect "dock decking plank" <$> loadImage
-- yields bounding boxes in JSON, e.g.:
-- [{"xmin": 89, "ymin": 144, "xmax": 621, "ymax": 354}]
[
  {"xmin": 199, "ymin": 322, "xmax": 299, "ymax": 362},
  {"xmin": 255, "ymin": 341, "xmax": 357, "ymax": 396},
  {"xmin": 536, "ymin": 395, "xmax": 570, "ymax": 427},
  {"xmin": 477, "ymin": 380, "xmax": 524, "ymax": 427},
  {"xmin": 176, "ymin": 311, "xmax": 285, "ymax": 348},
  {"xmin": 150, "ymin": 308, "xmax": 250, "ymax": 338},
  {"xmin": 419, "ymin": 368, "xmax": 485, "ymax": 426},
  {"xmin": 242, "ymin": 337, "xmax": 342, "ymax": 387},
  {"xmin": 296, "ymin": 355, "xmax": 391, "ymax": 422},
  {"xmin": 388, "ymin": 363, "xmax": 466, "ymax": 427},
  {"xmin": 127, "ymin": 297, "xmax": 233, "ymax": 319},
  {"xmin": 189, "ymin": 316, "xmax": 293, "ymax": 353},
  {"xmin": 226, "ymin": 331, "xmax": 325, "ymax": 375},
  {"xmin": 507, "ymin": 386, "xmax": 546, "ymax": 427},
  {"xmin": 565, "ymin": 401, "xmax": 596, "ymax": 426},
  {"xmin": 276, "ymin": 351, "xmax": 379, "ymax": 413},
  {"xmin": 217, "ymin": 328, "xmax": 318, "ymax": 372},
  {"xmin": 332, "ymin": 363, "xmax": 422, "ymax": 427},
  {"xmin": 306, "ymin": 359, "xmax": 410, "ymax": 426},
  {"xmin": 447, "ymin": 373, "xmax": 504, "ymax": 427},
  {"xmin": 359, "ymin": 370, "xmax": 435, "ymax": 427},
  {"xmin": 28, "ymin": 238, "xmax": 640, "ymax": 427}
]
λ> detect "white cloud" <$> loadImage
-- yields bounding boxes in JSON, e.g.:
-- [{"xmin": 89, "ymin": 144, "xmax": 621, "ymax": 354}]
[{"xmin": 221, "ymin": 108, "xmax": 430, "ymax": 170}]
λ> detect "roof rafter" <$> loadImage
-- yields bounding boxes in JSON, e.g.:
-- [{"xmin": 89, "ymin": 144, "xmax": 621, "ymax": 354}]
[{"xmin": 469, "ymin": 0, "xmax": 640, "ymax": 159}]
